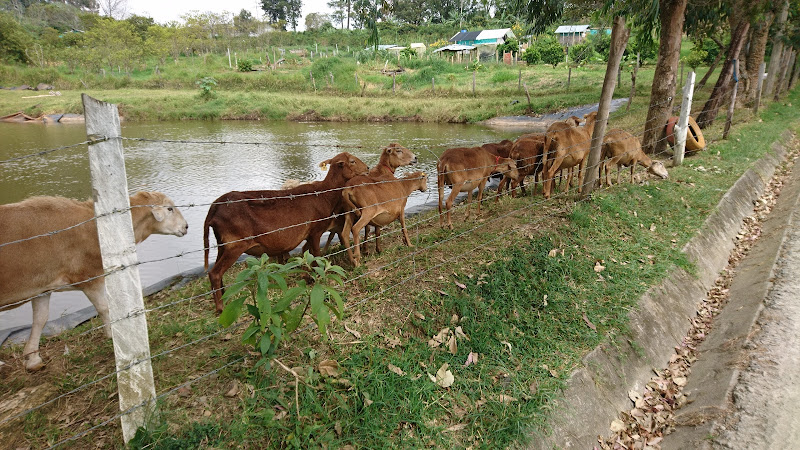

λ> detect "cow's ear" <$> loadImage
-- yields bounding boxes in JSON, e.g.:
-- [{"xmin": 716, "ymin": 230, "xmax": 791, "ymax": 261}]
[
  {"xmin": 151, "ymin": 207, "xmax": 166, "ymax": 222},
  {"xmin": 338, "ymin": 160, "xmax": 346, "ymax": 167}
]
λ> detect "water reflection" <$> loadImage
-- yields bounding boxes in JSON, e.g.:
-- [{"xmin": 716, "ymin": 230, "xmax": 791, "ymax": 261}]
[{"xmin": 0, "ymin": 120, "xmax": 524, "ymax": 330}]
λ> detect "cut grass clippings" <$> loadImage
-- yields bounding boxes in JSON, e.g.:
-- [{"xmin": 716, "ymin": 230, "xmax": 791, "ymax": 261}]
[{"xmin": 1, "ymin": 88, "xmax": 798, "ymax": 448}]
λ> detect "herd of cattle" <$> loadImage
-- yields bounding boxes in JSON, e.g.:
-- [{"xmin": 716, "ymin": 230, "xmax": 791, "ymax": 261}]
[{"xmin": 0, "ymin": 112, "xmax": 669, "ymax": 371}]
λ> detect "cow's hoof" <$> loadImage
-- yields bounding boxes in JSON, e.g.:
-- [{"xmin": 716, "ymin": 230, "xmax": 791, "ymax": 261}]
[{"xmin": 25, "ymin": 354, "xmax": 44, "ymax": 371}]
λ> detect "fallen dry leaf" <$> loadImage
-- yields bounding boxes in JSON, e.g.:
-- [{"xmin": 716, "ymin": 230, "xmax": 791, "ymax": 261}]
[
  {"xmin": 429, "ymin": 363, "xmax": 455, "ymax": 388},
  {"xmin": 224, "ymin": 381, "xmax": 240, "ymax": 398},
  {"xmin": 363, "ymin": 393, "xmax": 373, "ymax": 407},
  {"xmin": 428, "ymin": 328, "xmax": 451, "ymax": 348},
  {"xmin": 318, "ymin": 360, "xmax": 340, "ymax": 377},
  {"xmin": 445, "ymin": 423, "xmax": 468, "ymax": 432},
  {"xmin": 385, "ymin": 335, "xmax": 402, "ymax": 348},
  {"xmin": 548, "ymin": 248, "xmax": 559, "ymax": 257},
  {"xmin": 343, "ymin": 323, "xmax": 361, "ymax": 339},
  {"xmin": 594, "ymin": 261, "xmax": 606, "ymax": 272},
  {"xmin": 388, "ymin": 364, "xmax": 406, "ymax": 376},
  {"xmin": 464, "ymin": 352, "xmax": 479, "ymax": 367},
  {"xmin": 582, "ymin": 313, "xmax": 597, "ymax": 332},
  {"xmin": 649, "ymin": 223, "xmax": 656, "ymax": 232},
  {"xmin": 448, "ymin": 335, "xmax": 458, "ymax": 355},
  {"xmin": 491, "ymin": 394, "xmax": 518, "ymax": 404},
  {"xmin": 610, "ymin": 419, "xmax": 626, "ymax": 433},
  {"xmin": 455, "ymin": 326, "xmax": 469, "ymax": 341},
  {"xmin": 455, "ymin": 281, "xmax": 467, "ymax": 290}
]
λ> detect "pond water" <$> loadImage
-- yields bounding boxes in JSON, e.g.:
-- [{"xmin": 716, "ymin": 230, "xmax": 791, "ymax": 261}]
[{"xmin": 0, "ymin": 119, "xmax": 536, "ymax": 333}]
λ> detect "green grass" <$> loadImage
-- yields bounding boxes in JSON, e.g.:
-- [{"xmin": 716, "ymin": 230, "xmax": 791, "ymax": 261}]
[{"xmin": 1, "ymin": 54, "xmax": 656, "ymax": 122}]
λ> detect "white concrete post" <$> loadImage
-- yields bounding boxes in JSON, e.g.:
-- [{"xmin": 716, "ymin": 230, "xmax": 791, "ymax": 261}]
[
  {"xmin": 82, "ymin": 94, "xmax": 157, "ymax": 443},
  {"xmin": 227, "ymin": 47, "xmax": 231, "ymax": 68},
  {"xmin": 674, "ymin": 70, "xmax": 696, "ymax": 167}
]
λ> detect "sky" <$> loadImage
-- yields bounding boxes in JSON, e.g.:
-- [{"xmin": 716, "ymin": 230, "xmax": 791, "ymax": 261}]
[{"xmin": 126, "ymin": 0, "xmax": 333, "ymax": 30}]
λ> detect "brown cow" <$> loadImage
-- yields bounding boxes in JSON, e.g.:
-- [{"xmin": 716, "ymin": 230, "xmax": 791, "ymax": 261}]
[
  {"xmin": 341, "ymin": 171, "xmax": 428, "ymax": 267},
  {"xmin": 437, "ymin": 146, "xmax": 519, "ymax": 229},
  {"xmin": 0, "ymin": 191, "xmax": 188, "ymax": 371},
  {"xmin": 542, "ymin": 111, "xmax": 598, "ymax": 199},
  {"xmin": 601, "ymin": 129, "xmax": 669, "ymax": 186},
  {"xmin": 203, "ymin": 152, "xmax": 368, "ymax": 313},
  {"xmin": 498, "ymin": 133, "xmax": 546, "ymax": 198}
]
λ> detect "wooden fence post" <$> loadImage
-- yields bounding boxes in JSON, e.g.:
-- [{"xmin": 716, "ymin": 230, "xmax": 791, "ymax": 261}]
[
  {"xmin": 523, "ymin": 82, "xmax": 532, "ymax": 112},
  {"xmin": 674, "ymin": 70, "xmax": 696, "ymax": 167},
  {"xmin": 432, "ymin": 77, "xmax": 435, "ymax": 92},
  {"xmin": 82, "ymin": 94, "xmax": 157, "ymax": 443},
  {"xmin": 723, "ymin": 59, "xmax": 739, "ymax": 139},
  {"xmin": 518, "ymin": 68, "xmax": 522, "ymax": 92},
  {"xmin": 310, "ymin": 71, "xmax": 316, "ymax": 91},
  {"xmin": 582, "ymin": 16, "xmax": 630, "ymax": 197},
  {"xmin": 753, "ymin": 62, "xmax": 766, "ymax": 115},
  {"xmin": 472, "ymin": 70, "xmax": 476, "ymax": 95},
  {"xmin": 567, "ymin": 67, "xmax": 572, "ymax": 91}
]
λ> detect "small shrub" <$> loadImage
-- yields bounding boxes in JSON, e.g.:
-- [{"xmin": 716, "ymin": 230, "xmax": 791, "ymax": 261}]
[
  {"xmin": 522, "ymin": 46, "xmax": 541, "ymax": 65},
  {"xmin": 238, "ymin": 59, "xmax": 253, "ymax": 72},
  {"xmin": 400, "ymin": 47, "xmax": 416, "ymax": 59},
  {"xmin": 218, "ymin": 252, "xmax": 346, "ymax": 367},
  {"xmin": 466, "ymin": 60, "xmax": 484, "ymax": 71},
  {"xmin": 496, "ymin": 38, "xmax": 519, "ymax": 57},
  {"xmin": 196, "ymin": 76, "xmax": 217, "ymax": 100},
  {"xmin": 535, "ymin": 37, "xmax": 565, "ymax": 68},
  {"xmin": 684, "ymin": 46, "xmax": 708, "ymax": 70},
  {"xmin": 568, "ymin": 42, "xmax": 595, "ymax": 65}
]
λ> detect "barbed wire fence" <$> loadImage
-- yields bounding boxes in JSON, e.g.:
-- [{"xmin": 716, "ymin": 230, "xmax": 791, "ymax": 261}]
[{"xmin": 0, "ymin": 66, "xmax": 764, "ymax": 448}]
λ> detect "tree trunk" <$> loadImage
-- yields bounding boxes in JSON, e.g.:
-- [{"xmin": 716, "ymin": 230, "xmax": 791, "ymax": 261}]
[
  {"xmin": 641, "ymin": 0, "xmax": 689, "ymax": 155},
  {"xmin": 696, "ymin": 20, "xmax": 751, "ymax": 129},
  {"xmin": 745, "ymin": 12, "xmax": 774, "ymax": 101},
  {"xmin": 763, "ymin": 0, "xmax": 790, "ymax": 96}
]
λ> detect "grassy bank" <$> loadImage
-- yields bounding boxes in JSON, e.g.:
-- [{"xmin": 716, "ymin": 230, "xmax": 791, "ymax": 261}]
[
  {"xmin": 0, "ymin": 55, "xmax": 661, "ymax": 122},
  {"xmin": 1, "ymin": 84, "xmax": 797, "ymax": 448}
]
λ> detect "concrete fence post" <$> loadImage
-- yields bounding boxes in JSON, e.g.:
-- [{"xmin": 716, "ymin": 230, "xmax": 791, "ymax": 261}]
[
  {"xmin": 82, "ymin": 94, "xmax": 157, "ymax": 443},
  {"xmin": 674, "ymin": 70, "xmax": 696, "ymax": 167}
]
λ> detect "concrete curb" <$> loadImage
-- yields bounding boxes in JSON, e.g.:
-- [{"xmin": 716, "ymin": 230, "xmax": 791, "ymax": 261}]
[
  {"xmin": 529, "ymin": 130, "xmax": 795, "ymax": 449},
  {"xmin": 662, "ymin": 132, "xmax": 800, "ymax": 449}
]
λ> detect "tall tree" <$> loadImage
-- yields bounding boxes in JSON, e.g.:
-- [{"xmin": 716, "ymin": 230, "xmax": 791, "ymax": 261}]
[
  {"xmin": 98, "ymin": 0, "xmax": 126, "ymax": 19},
  {"xmin": 608, "ymin": 0, "xmax": 688, "ymax": 155},
  {"xmin": 763, "ymin": 0, "xmax": 790, "ymax": 96}
]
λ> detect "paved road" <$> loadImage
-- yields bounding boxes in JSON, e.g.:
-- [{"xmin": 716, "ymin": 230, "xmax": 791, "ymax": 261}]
[{"xmin": 712, "ymin": 189, "xmax": 800, "ymax": 448}]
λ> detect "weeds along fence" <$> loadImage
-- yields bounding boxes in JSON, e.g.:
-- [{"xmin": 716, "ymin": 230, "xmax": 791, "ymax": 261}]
[{"xmin": 0, "ymin": 71, "xmax": 773, "ymax": 447}]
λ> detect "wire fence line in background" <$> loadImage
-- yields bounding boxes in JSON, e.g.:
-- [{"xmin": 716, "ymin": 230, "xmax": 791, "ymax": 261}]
[{"xmin": 1, "ymin": 73, "xmax": 733, "ymax": 446}]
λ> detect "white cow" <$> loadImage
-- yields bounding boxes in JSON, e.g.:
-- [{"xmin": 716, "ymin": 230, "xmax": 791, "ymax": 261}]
[{"xmin": 0, "ymin": 191, "xmax": 188, "ymax": 371}]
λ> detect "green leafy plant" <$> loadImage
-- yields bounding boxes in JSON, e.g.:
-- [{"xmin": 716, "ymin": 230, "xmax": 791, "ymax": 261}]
[
  {"xmin": 534, "ymin": 37, "xmax": 565, "ymax": 68},
  {"xmin": 521, "ymin": 46, "xmax": 541, "ymax": 65},
  {"xmin": 684, "ymin": 47, "xmax": 708, "ymax": 70},
  {"xmin": 218, "ymin": 252, "xmax": 346, "ymax": 367},
  {"xmin": 568, "ymin": 42, "xmax": 595, "ymax": 65},
  {"xmin": 195, "ymin": 76, "xmax": 217, "ymax": 100},
  {"xmin": 237, "ymin": 59, "xmax": 253, "ymax": 72},
  {"xmin": 400, "ymin": 47, "xmax": 416, "ymax": 59},
  {"xmin": 496, "ymin": 38, "xmax": 519, "ymax": 57},
  {"xmin": 466, "ymin": 60, "xmax": 484, "ymax": 71}
]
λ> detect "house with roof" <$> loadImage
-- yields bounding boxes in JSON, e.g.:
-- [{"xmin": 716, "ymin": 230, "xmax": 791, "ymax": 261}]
[
  {"xmin": 449, "ymin": 28, "xmax": 516, "ymax": 47},
  {"xmin": 554, "ymin": 25, "xmax": 590, "ymax": 46},
  {"xmin": 447, "ymin": 28, "xmax": 516, "ymax": 61}
]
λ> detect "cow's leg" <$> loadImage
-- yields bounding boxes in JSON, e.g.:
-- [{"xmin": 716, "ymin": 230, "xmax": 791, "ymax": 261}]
[
  {"xmin": 23, "ymin": 293, "xmax": 51, "ymax": 371},
  {"xmin": 342, "ymin": 212, "xmax": 357, "ymax": 266},
  {"xmin": 445, "ymin": 181, "xmax": 463, "ymax": 230},
  {"xmin": 208, "ymin": 242, "xmax": 248, "ymax": 314},
  {"xmin": 375, "ymin": 226, "xmax": 384, "ymax": 252},
  {"xmin": 630, "ymin": 165, "xmax": 635, "ymax": 184},
  {"xmin": 476, "ymin": 177, "xmax": 489, "ymax": 215},
  {"xmin": 351, "ymin": 210, "xmax": 376, "ymax": 267},
  {"xmin": 82, "ymin": 281, "xmax": 111, "ymax": 338}
]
